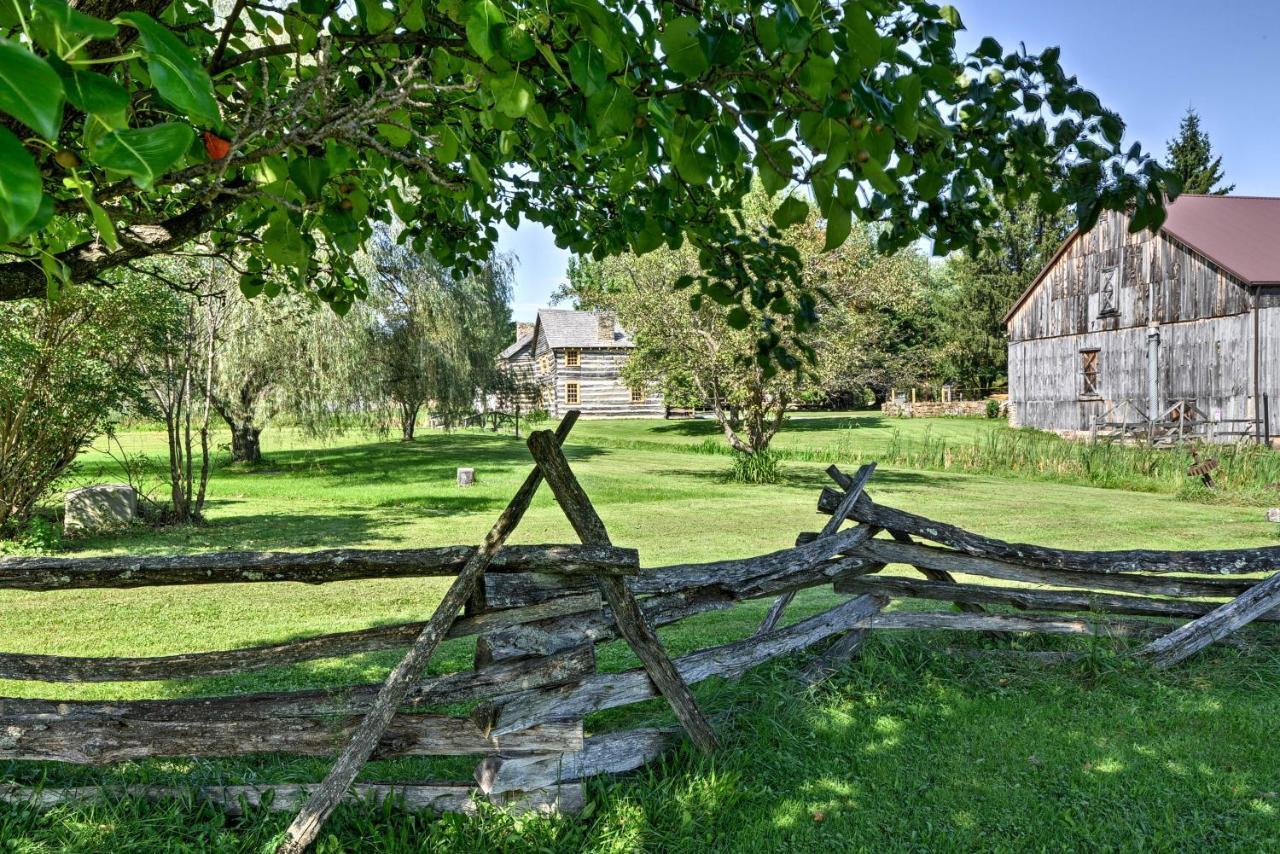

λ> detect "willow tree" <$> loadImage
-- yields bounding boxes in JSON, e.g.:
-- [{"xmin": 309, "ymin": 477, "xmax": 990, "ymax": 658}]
[
  {"xmin": 0, "ymin": 0, "xmax": 1176, "ymax": 370},
  {"xmin": 360, "ymin": 231, "xmax": 513, "ymax": 440}
]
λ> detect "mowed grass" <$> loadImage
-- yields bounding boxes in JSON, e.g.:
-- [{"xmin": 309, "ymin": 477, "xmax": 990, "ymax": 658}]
[{"xmin": 2, "ymin": 416, "xmax": 1279, "ymax": 851}]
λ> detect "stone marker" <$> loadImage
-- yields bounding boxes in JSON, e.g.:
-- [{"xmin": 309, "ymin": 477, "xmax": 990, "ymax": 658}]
[
  {"xmin": 1268, "ymin": 508, "xmax": 1280, "ymax": 524},
  {"xmin": 64, "ymin": 484, "xmax": 137, "ymax": 534},
  {"xmin": 457, "ymin": 468, "xmax": 476, "ymax": 488}
]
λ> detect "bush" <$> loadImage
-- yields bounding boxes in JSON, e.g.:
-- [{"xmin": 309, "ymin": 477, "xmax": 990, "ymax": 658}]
[
  {"xmin": 730, "ymin": 449, "xmax": 782, "ymax": 484},
  {"xmin": 0, "ymin": 282, "xmax": 170, "ymax": 535},
  {"xmin": 985, "ymin": 398, "xmax": 1001, "ymax": 419},
  {"xmin": 525, "ymin": 408, "xmax": 550, "ymax": 427}
]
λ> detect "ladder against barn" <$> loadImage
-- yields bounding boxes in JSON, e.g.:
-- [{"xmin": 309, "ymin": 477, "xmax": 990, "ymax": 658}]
[{"xmin": 3, "ymin": 414, "xmax": 1280, "ymax": 849}]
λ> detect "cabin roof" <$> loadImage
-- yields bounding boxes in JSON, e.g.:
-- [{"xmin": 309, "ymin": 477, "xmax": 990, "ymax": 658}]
[
  {"xmin": 535, "ymin": 308, "xmax": 634, "ymax": 349},
  {"xmin": 498, "ymin": 333, "xmax": 533, "ymax": 360},
  {"xmin": 1003, "ymin": 194, "xmax": 1280, "ymax": 325}
]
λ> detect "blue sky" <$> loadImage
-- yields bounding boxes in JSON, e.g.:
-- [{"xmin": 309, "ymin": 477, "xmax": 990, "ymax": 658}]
[{"xmin": 500, "ymin": 1, "xmax": 1280, "ymax": 321}]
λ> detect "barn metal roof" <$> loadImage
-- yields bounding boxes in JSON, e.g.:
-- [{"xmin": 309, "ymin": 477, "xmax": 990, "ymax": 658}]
[
  {"xmin": 1160, "ymin": 194, "xmax": 1280, "ymax": 286},
  {"xmin": 1003, "ymin": 194, "xmax": 1280, "ymax": 325},
  {"xmin": 535, "ymin": 309, "xmax": 634, "ymax": 349}
]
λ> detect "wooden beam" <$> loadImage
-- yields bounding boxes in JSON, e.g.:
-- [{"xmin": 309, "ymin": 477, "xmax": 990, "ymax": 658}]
[
  {"xmin": 836, "ymin": 574, "xmax": 1242, "ymax": 621},
  {"xmin": 0, "ymin": 782, "xmax": 583, "ymax": 817},
  {"xmin": 0, "ymin": 645, "xmax": 596, "ymax": 721},
  {"xmin": 818, "ymin": 488, "xmax": 1280, "ymax": 575},
  {"xmin": 276, "ymin": 413, "xmax": 580, "ymax": 854},
  {"xmin": 525, "ymin": 429, "xmax": 719, "ymax": 753},
  {"xmin": 0, "ymin": 594, "xmax": 603, "ymax": 682},
  {"xmin": 0, "ymin": 543, "xmax": 638, "ymax": 591},
  {"xmin": 1141, "ymin": 571, "xmax": 1280, "ymax": 667},
  {"xmin": 477, "ymin": 728, "xmax": 678, "ymax": 795},
  {"xmin": 755, "ymin": 462, "xmax": 877, "ymax": 636},
  {"xmin": 825, "ymin": 464, "xmax": 985, "ymax": 615},
  {"xmin": 487, "ymin": 593, "xmax": 887, "ymax": 736},
  {"xmin": 0, "ymin": 714, "xmax": 582, "ymax": 764},
  {"xmin": 852, "ymin": 538, "xmax": 1258, "ymax": 600}
]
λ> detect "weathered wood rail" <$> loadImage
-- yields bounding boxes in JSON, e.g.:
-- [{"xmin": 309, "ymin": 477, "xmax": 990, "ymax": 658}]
[{"xmin": 2, "ymin": 438, "xmax": 1276, "ymax": 850}]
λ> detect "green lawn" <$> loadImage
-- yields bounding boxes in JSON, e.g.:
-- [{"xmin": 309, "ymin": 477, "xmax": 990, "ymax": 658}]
[{"xmin": 2, "ymin": 415, "xmax": 1278, "ymax": 851}]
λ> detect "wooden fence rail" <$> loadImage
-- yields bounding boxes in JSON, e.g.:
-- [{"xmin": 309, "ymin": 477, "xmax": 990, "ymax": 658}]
[{"xmin": 1, "ymin": 437, "xmax": 1276, "ymax": 849}]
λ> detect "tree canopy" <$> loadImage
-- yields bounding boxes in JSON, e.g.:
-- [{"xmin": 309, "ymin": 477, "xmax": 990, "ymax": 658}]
[
  {"xmin": 0, "ymin": 0, "xmax": 1175, "ymax": 366},
  {"xmin": 1164, "ymin": 107, "xmax": 1233, "ymax": 196}
]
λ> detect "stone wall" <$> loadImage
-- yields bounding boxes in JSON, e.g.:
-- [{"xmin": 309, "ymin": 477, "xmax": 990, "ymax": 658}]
[{"xmin": 881, "ymin": 399, "xmax": 1000, "ymax": 419}]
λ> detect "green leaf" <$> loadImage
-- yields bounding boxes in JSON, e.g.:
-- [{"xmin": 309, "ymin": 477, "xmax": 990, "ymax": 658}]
[
  {"xmin": 263, "ymin": 211, "xmax": 308, "ymax": 268},
  {"xmin": 586, "ymin": 84, "xmax": 637, "ymax": 136},
  {"xmin": 939, "ymin": 5, "xmax": 964, "ymax": 28},
  {"xmin": 843, "ymin": 7, "xmax": 879, "ymax": 67},
  {"xmin": 466, "ymin": 0, "xmax": 504, "ymax": 62},
  {"xmin": 499, "ymin": 25, "xmax": 536, "ymax": 62},
  {"xmin": 0, "ymin": 39, "xmax": 64, "ymax": 140},
  {"xmin": 55, "ymin": 65, "xmax": 129, "ymax": 120},
  {"xmin": 88, "ymin": 122, "xmax": 193, "ymax": 187},
  {"xmin": 567, "ymin": 42, "xmax": 607, "ymax": 97},
  {"xmin": 87, "ymin": 196, "xmax": 118, "ymax": 250},
  {"xmin": 656, "ymin": 18, "xmax": 708, "ymax": 79},
  {"xmin": 823, "ymin": 200, "xmax": 851, "ymax": 250},
  {"xmin": 33, "ymin": 0, "xmax": 117, "ymax": 39},
  {"xmin": 238, "ymin": 272, "xmax": 265, "ymax": 298},
  {"xmin": 772, "ymin": 196, "xmax": 809, "ymax": 229},
  {"xmin": 116, "ymin": 12, "xmax": 220, "ymax": 128},
  {"xmin": 492, "ymin": 69, "xmax": 533, "ymax": 117},
  {"xmin": 288, "ymin": 156, "xmax": 330, "ymax": 201},
  {"xmin": 0, "ymin": 126, "xmax": 42, "ymax": 243},
  {"xmin": 726, "ymin": 306, "xmax": 751, "ymax": 329}
]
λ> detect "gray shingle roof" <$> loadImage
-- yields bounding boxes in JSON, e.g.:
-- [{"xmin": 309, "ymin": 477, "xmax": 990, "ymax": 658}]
[
  {"xmin": 536, "ymin": 309, "xmax": 633, "ymax": 349},
  {"xmin": 498, "ymin": 333, "xmax": 533, "ymax": 360}
]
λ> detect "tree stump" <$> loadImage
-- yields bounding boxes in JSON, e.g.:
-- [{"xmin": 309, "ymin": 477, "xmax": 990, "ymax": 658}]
[{"xmin": 457, "ymin": 468, "xmax": 476, "ymax": 487}]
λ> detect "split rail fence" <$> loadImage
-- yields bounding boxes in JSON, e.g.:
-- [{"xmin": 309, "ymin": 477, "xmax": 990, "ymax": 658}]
[{"xmin": 2, "ymin": 410, "xmax": 1279, "ymax": 850}]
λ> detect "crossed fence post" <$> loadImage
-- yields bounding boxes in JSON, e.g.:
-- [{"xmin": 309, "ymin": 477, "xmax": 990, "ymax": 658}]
[{"xmin": 277, "ymin": 413, "xmax": 714, "ymax": 852}]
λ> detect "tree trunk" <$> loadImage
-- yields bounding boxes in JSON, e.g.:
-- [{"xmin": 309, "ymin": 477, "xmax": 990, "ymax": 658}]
[
  {"xmin": 400, "ymin": 402, "xmax": 419, "ymax": 441},
  {"xmin": 229, "ymin": 421, "xmax": 262, "ymax": 464}
]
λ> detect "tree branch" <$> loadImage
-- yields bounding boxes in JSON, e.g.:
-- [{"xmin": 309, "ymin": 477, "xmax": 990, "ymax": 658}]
[{"xmin": 0, "ymin": 194, "xmax": 241, "ymax": 302}]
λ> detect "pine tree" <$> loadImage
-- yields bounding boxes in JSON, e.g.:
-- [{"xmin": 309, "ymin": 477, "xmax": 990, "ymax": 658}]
[{"xmin": 1165, "ymin": 108, "xmax": 1234, "ymax": 195}]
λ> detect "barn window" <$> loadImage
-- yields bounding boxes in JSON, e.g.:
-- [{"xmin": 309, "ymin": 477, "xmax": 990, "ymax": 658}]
[
  {"xmin": 564, "ymin": 348, "xmax": 580, "ymax": 367},
  {"xmin": 1080, "ymin": 349, "xmax": 1100, "ymax": 398},
  {"xmin": 565, "ymin": 382, "xmax": 580, "ymax": 405},
  {"xmin": 630, "ymin": 387, "xmax": 644, "ymax": 404},
  {"xmin": 1099, "ymin": 267, "xmax": 1119, "ymax": 316}
]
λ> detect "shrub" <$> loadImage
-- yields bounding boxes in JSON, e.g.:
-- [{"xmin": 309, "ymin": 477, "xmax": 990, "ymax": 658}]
[
  {"xmin": 525, "ymin": 408, "xmax": 550, "ymax": 427},
  {"xmin": 0, "ymin": 283, "xmax": 170, "ymax": 535},
  {"xmin": 985, "ymin": 398, "xmax": 1001, "ymax": 419},
  {"xmin": 730, "ymin": 449, "xmax": 782, "ymax": 484}
]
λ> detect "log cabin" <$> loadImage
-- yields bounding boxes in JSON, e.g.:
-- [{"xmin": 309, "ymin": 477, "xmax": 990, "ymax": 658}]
[
  {"xmin": 1004, "ymin": 195, "xmax": 1280, "ymax": 442},
  {"xmin": 498, "ymin": 309, "xmax": 663, "ymax": 417}
]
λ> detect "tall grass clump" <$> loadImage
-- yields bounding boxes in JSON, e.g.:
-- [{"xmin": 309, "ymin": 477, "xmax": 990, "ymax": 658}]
[
  {"xmin": 729, "ymin": 449, "xmax": 782, "ymax": 484},
  {"xmin": 884, "ymin": 427, "xmax": 1280, "ymax": 504}
]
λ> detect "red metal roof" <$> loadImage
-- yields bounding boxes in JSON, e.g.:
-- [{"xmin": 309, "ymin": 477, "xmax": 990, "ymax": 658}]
[{"xmin": 1161, "ymin": 194, "xmax": 1280, "ymax": 285}]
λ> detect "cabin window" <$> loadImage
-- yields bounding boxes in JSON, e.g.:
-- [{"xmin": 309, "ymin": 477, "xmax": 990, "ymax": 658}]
[
  {"xmin": 564, "ymin": 348, "xmax": 580, "ymax": 367},
  {"xmin": 1099, "ymin": 267, "xmax": 1119, "ymax": 316},
  {"xmin": 630, "ymin": 387, "xmax": 644, "ymax": 404},
  {"xmin": 565, "ymin": 381, "xmax": 580, "ymax": 405},
  {"xmin": 1080, "ymin": 349, "xmax": 1100, "ymax": 398}
]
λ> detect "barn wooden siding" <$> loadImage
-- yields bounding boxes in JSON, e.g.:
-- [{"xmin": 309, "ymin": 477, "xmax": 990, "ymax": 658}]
[{"xmin": 1007, "ymin": 209, "xmax": 1264, "ymax": 436}]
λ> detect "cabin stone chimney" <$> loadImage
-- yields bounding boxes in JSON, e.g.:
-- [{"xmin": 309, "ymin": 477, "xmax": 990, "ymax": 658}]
[
  {"xmin": 596, "ymin": 311, "xmax": 616, "ymax": 344},
  {"xmin": 516, "ymin": 321, "xmax": 534, "ymax": 340}
]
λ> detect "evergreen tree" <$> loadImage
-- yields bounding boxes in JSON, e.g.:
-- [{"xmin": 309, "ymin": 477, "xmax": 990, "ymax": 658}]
[{"xmin": 1165, "ymin": 108, "xmax": 1234, "ymax": 195}]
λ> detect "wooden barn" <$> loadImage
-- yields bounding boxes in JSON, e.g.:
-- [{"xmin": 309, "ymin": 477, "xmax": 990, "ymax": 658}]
[
  {"xmin": 498, "ymin": 309, "xmax": 663, "ymax": 417},
  {"xmin": 1004, "ymin": 195, "xmax": 1280, "ymax": 442}
]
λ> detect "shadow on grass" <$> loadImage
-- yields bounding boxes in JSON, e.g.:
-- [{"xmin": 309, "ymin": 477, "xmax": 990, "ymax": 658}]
[
  {"xmin": 647, "ymin": 462, "xmax": 947, "ymax": 492},
  {"xmin": 644, "ymin": 413, "xmax": 887, "ymax": 439}
]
